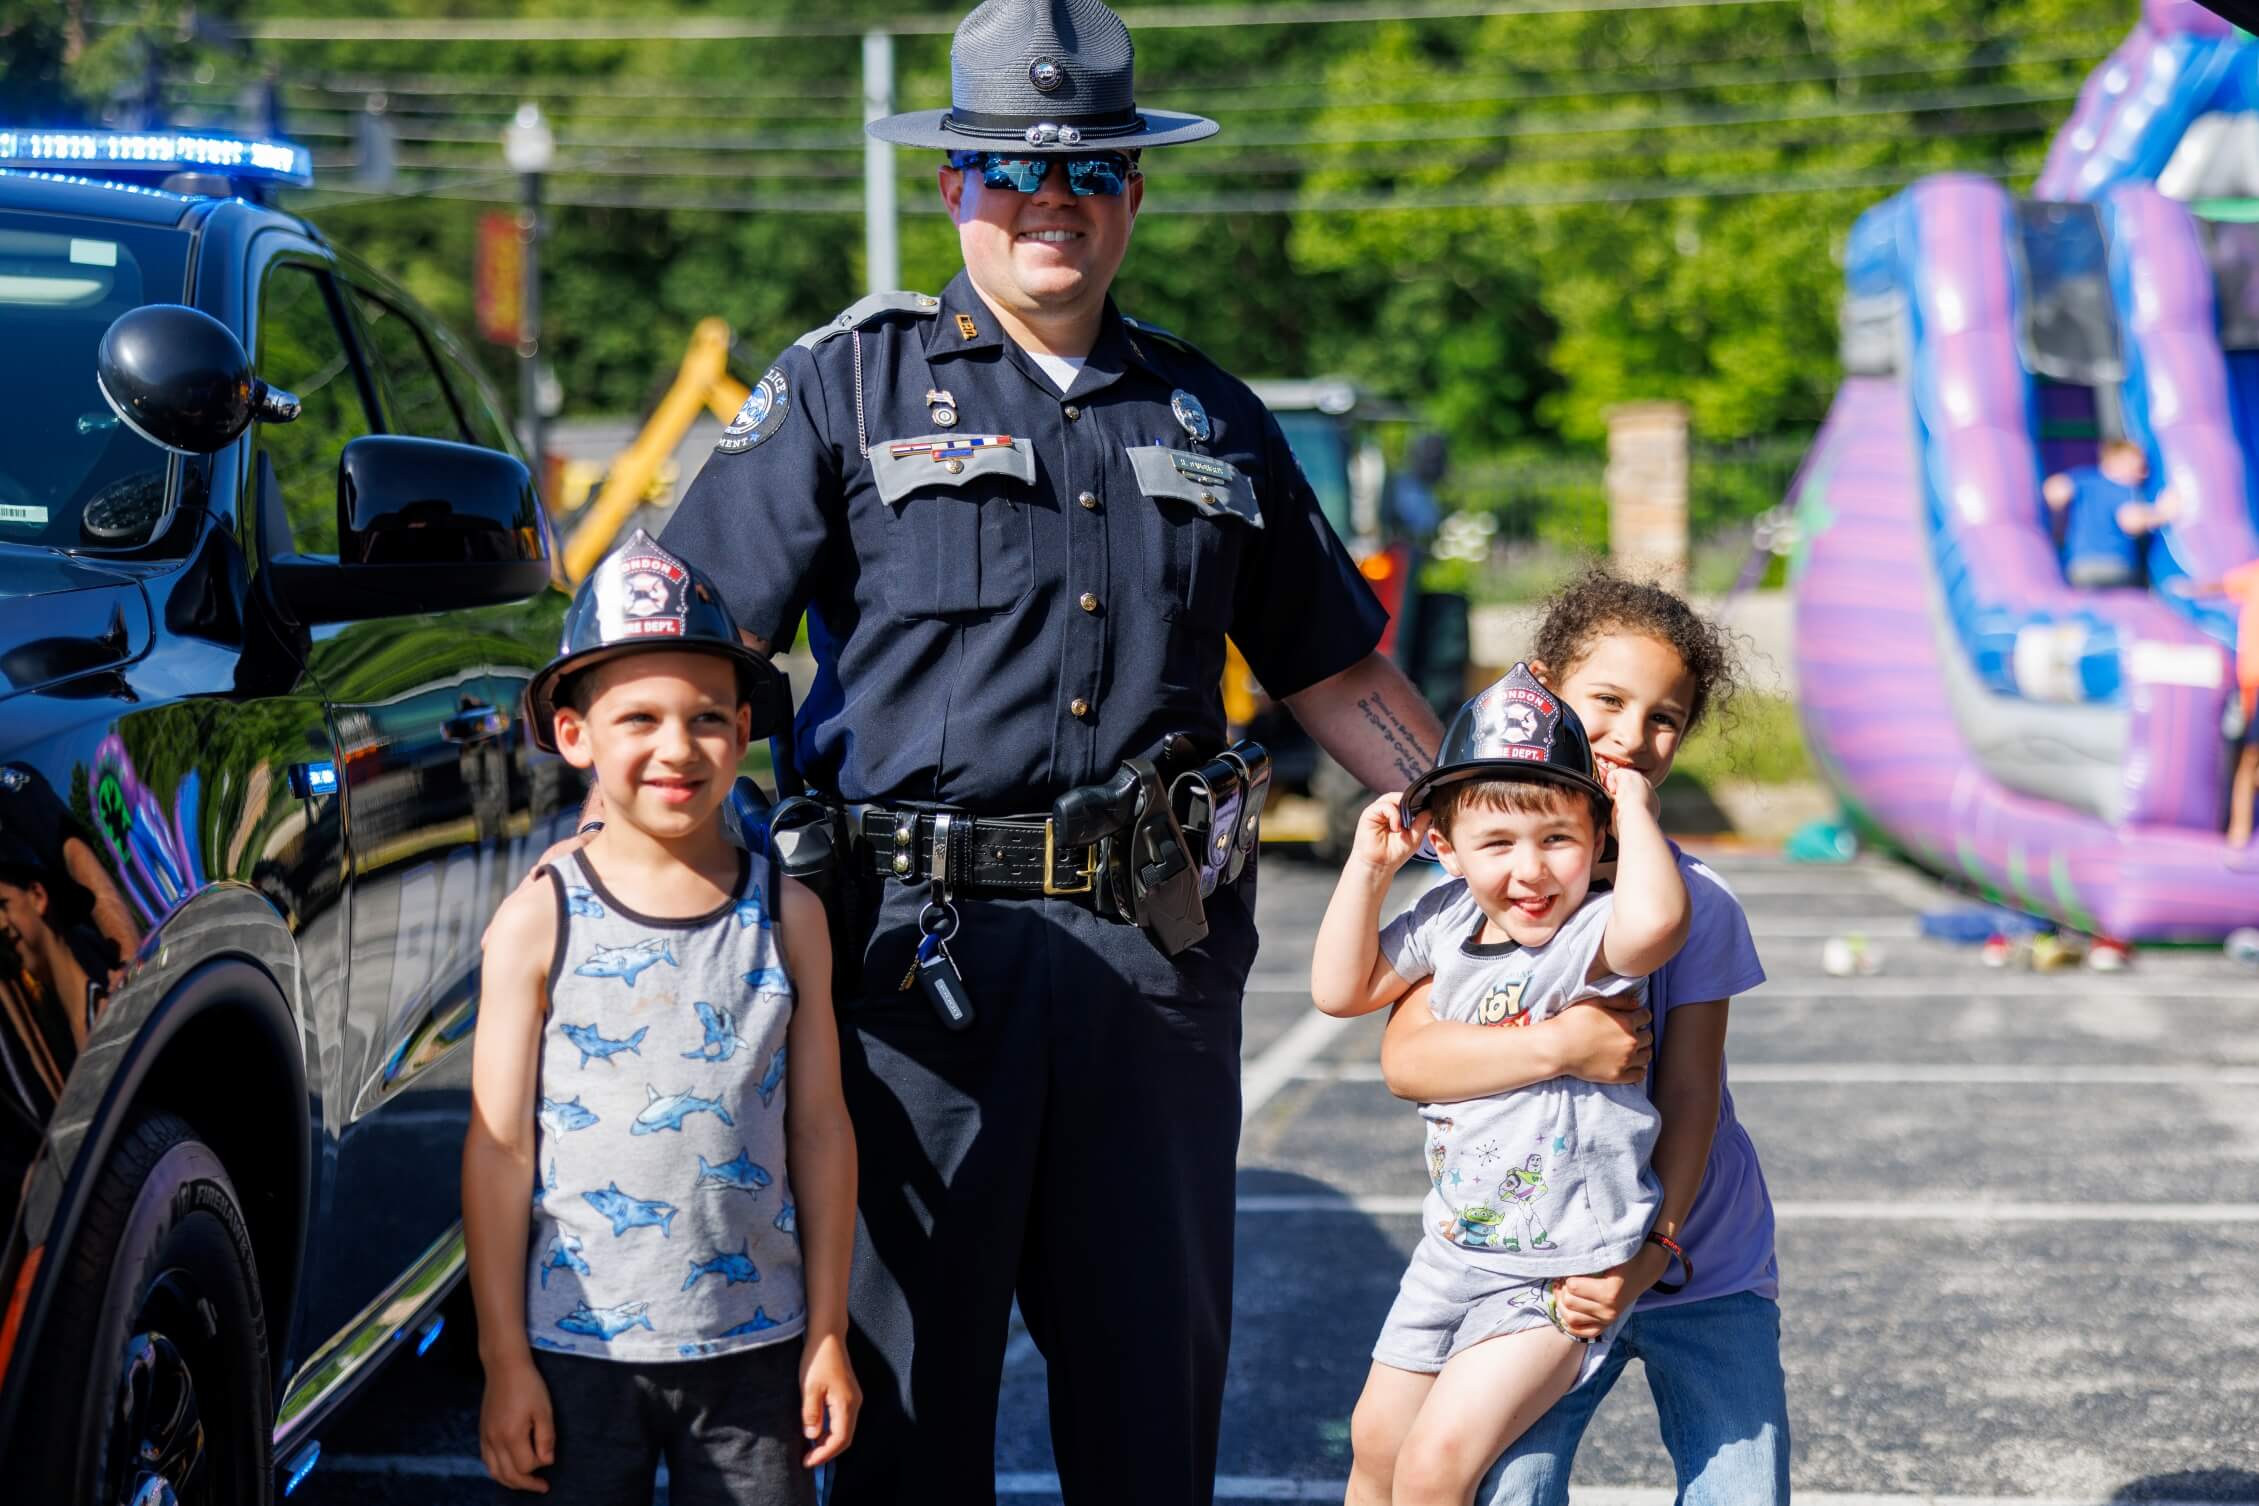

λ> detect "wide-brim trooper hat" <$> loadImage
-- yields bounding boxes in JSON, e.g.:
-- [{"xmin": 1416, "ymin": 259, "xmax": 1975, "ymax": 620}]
[
  {"xmin": 866, "ymin": 0, "xmax": 1220, "ymax": 153},
  {"xmin": 524, "ymin": 529, "xmax": 791, "ymax": 755},
  {"xmin": 1401, "ymin": 663, "xmax": 1612, "ymax": 823}
]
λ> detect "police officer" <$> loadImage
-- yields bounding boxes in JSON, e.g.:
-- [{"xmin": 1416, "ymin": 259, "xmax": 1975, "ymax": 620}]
[{"xmin": 658, "ymin": 1, "xmax": 1446, "ymax": 1499}]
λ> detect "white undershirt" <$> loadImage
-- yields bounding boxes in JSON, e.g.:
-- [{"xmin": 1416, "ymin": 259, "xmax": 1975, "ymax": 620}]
[{"xmin": 1027, "ymin": 351, "xmax": 1086, "ymax": 392}]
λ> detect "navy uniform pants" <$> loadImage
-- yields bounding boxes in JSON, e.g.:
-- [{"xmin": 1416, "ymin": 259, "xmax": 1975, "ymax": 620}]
[{"xmin": 828, "ymin": 863, "xmax": 1259, "ymax": 1506}]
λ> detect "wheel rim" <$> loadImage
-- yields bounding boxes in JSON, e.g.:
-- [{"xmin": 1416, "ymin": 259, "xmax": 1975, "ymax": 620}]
[{"xmin": 110, "ymin": 1276, "xmax": 207, "ymax": 1506}]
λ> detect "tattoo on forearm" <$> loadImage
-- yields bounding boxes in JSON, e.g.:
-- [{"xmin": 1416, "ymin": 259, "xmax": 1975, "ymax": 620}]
[{"xmin": 1356, "ymin": 692, "xmax": 1435, "ymax": 788}]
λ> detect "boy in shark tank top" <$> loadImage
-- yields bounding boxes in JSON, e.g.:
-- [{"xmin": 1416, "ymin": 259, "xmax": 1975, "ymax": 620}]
[{"xmin": 464, "ymin": 533, "xmax": 859, "ymax": 1503}]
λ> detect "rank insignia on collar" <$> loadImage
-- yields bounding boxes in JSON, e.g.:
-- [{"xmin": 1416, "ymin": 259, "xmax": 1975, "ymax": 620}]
[{"xmin": 957, "ymin": 313, "xmax": 980, "ymax": 340}]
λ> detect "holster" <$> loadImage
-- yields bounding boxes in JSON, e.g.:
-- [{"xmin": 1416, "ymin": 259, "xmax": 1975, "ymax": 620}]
[
  {"xmin": 1169, "ymin": 739, "xmax": 1270, "ymax": 897},
  {"xmin": 766, "ymin": 793, "xmax": 867, "ymax": 1001},
  {"xmin": 1100, "ymin": 756, "xmax": 1208, "ymax": 956}
]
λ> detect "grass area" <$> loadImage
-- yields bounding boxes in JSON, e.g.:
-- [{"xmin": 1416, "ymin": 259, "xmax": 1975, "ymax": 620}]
[{"xmin": 1670, "ymin": 692, "xmax": 1811, "ymax": 787}]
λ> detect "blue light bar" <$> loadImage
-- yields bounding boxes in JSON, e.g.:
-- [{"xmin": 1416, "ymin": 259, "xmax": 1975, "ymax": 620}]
[{"xmin": 0, "ymin": 128, "xmax": 312, "ymax": 187}]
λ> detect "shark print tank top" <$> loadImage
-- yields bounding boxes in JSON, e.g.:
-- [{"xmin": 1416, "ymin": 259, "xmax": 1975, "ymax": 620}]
[{"xmin": 523, "ymin": 847, "xmax": 804, "ymax": 1361}]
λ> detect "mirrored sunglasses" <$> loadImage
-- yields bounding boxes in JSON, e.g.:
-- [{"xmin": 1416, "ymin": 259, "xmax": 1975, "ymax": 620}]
[{"xmin": 947, "ymin": 151, "xmax": 1137, "ymax": 197}]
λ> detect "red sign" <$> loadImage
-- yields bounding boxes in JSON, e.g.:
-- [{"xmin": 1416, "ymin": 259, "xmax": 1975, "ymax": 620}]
[{"xmin": 475, "ymin": 212, "xmax": 522, "ymax": 346}]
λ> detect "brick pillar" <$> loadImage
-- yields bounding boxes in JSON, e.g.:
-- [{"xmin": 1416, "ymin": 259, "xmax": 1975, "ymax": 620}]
[{"xmin": 1605, "ymin": 401, "xmax": 1689, "ymax": 589}]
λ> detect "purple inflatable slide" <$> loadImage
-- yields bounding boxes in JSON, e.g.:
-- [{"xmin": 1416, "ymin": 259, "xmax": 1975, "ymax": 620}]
[{"xmin": 1791, "ymin": 7, "xmax": 2259, "ymax": 941}]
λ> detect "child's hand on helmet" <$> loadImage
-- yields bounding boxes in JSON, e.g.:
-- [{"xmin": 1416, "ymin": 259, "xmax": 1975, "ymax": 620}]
[{"xmin": 1352, "ymin": 790, "xmax": 1430, "ymax": 875}]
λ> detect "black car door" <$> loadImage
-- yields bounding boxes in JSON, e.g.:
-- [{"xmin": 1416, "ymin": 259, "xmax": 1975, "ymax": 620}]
[{"xmin": 296, "ymin": 274, "xmax": 571, "ymax": 1349}]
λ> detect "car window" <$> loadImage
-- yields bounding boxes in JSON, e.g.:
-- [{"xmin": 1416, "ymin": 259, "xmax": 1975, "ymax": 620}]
[
  {"xmin": 0, "ymin": 214, "xmax": 190, "ymax": 552},
  {"xmin": 351, "ymin": 288, "xmax": 466, "ymax": 443},
  {"xmin": 434, "ymin": 337, "xmax": 517, "ymax": 455},
  {"xmin": 255, "ymin": 264, "xmax": 373, "ymax": 558}
]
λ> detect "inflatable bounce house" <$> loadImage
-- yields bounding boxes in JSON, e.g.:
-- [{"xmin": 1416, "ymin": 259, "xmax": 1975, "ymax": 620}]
[{"xmin": 1791, "ymin": 0, "xmax": 2259, "ymax": 940}]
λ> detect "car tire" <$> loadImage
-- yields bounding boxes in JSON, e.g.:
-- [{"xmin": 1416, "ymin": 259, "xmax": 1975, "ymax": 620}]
[{"xmin": 19, "ymin": 1110, "xmax": 273, "ymax": 1506}]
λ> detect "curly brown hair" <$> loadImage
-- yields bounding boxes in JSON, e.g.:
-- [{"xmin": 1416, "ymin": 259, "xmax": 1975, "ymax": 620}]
[{"xmin": 1530, "ymin": 568, "xmax": 1740, "ymax": 735}]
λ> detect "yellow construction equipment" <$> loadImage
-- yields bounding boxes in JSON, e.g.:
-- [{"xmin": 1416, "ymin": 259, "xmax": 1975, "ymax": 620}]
[{"xmin": 562, "ymin": 317, "xmax": 751, "ymax": 581}]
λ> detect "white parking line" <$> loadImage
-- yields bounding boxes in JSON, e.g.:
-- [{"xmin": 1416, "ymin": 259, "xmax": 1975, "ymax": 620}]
[
  {"xmin": 1744, "ymin": 978, "xmax": 2259, "ymax": 1000},
  {"xmin": 1301, "ymin": 1061, "xmax": 2259, "ymax": 1086},
  {"xmin": 309, "ymin": 1458, "xmax": 2258, "ymax": 1504},
  {"xmin": 1234, "ymin": 1195, "xmax": 2259, "ymax": 1222}
]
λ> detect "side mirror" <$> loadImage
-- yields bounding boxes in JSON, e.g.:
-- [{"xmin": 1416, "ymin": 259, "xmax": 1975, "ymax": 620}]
[
  {"xmin": 266, "ymin": 435, "xmax": 553, "ymax": 624},
  {"xmin": 96, "ymin": 304, "xmax": 299, "ymax": 455}
]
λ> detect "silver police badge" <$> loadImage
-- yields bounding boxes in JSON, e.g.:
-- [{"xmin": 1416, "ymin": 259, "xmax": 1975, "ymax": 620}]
[{"xmin": 1170, "ymin": 389, "xmax": 1211, "ymax": 446}]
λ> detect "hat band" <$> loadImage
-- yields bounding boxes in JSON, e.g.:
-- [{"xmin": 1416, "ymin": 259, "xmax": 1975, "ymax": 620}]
[{"xmin": 941, "ymin": 106, "xmax": 1148, "ymax": 143}]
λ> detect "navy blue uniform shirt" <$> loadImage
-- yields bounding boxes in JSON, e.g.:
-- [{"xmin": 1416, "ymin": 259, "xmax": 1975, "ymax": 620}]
[{"xmin": 661, "ymin": 270, "xmax": 1386, "ymax": 813}]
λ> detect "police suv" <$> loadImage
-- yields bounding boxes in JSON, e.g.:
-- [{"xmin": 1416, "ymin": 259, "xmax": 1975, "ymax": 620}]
[{"xmin": 0, "ymin": 129, "xmax": 578, "ymax": 1502}]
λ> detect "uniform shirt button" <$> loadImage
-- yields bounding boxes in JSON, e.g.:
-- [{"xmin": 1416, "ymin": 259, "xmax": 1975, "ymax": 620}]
[
  {"xmin": 1070, "ymin": 697, "xmax": 1091, "ymax": 718},
  {"xmin": 1079, "ymin": 592, "xmax": 1099, "ymax": 613},
  {"xmin": 1063, "ymin": 404, "xmax": 1081, "ymax": 421},
  {"xmin": 1078, "ymin": 491, "xmax": 1099, "ymax": 510},
  {"xmin": 945, "ymin": 459, "xmax": 964, "ymax": 474}
]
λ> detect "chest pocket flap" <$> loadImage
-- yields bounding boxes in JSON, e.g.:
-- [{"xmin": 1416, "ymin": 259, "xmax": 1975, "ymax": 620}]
[
  {"xmin": 1126, "ymin": 446, "xmax": 1263, "ymax": 528},
  {"xmin": 866, "ymin": 435, "xmax": 1035, "ymax": 507}
]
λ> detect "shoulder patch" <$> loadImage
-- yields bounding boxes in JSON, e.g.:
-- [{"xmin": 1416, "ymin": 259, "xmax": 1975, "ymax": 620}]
[{"xmin": 794, "ymin": 290, "xmax": 942, "ymax": 349}]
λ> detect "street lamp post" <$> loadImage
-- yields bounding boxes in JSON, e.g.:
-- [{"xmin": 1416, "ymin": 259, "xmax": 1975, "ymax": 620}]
[{"xmin": 501, "ymin": 102, "xmax": 554, "ymax": 476}]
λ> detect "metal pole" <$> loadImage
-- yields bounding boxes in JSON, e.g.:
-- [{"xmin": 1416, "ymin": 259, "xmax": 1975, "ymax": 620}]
[
  {"xmin": 862, "ymin": 29, "xmax": 898, "ymax": 296},
  {"xmin": 518, "ymin": 167, "xmax": 544, "ymax": 477}
]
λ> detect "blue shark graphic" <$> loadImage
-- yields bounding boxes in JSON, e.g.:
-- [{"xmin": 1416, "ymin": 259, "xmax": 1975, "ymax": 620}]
[
  {"xmin": 565, "ymin": 885, "xmax": 606, "ymax": 919},
  {"xmin": 538, "ymin": 1095, "xmax": 600, "ymax": 1134},
  {"xmin": 532, "ymin": 1158, "xmax": 557, "ymax": 1212},
  {"xmin": 561, "ymin": 1021, "xmax": 648, "ymax": 1069},
  {"xmin": 556, "ymin": 1299, "xmax": 654, "ymax": 1342},
  {"xmin": 583, "ymin": 1181, "xmax": 679, "ymax": 1239},
  {"xmin": 755, "ymin": 1046, "xmax": 788, "ymax": 1109},
  {"xmin": 531, "ymin": 1335, "xmax": 578, "ymax": 1353},
  {"xmin": 743, "ymin": 966, "xmax": 792, "ymax": 995},
  {"xmin": 718, "ymin": 1308, "xmax": 790, "ymax": 1337},
  {"xmin": 678, "ymin": 1339, "xmax": 732, "ymax": 1358},
  {"xmin": 695, "ymin": 1147, "xmax": 773, "ymax": 1195},
  {"xmin": 680, "ymin": 1001, "xmax": 748, "ymax": 1063},
  {"xmin": 773, "ymin": 1202, "xmax": 796, "ymax": 1235},
  {"xmin": 540, "ymin": 1233, "xmax": 590, "ymax": 1290},
  {"xmin": 577, "ymin": 937, "xmax": 678, "ymax": 988},
  {"xmin": 632, "ymin": 1082, "xmax": 736, "ymax": 1136},
  {"xmin": 682, "ymin": 1240, "xmax": 761, "ymax": 1292},
  {"xmin": 734, "ymin": 890, "xmax": 770, "ymax": 929}
]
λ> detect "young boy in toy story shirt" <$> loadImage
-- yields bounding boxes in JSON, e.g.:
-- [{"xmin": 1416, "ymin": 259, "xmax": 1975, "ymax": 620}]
[{"xmin": 1309, "ymin": 664, "xmax": 1690, "ymax": 1506}]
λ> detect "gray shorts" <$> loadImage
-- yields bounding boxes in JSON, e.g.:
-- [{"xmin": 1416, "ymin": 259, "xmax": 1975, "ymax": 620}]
[
  {"xmin": 1371, "ymin": 1236, "xmax": 1622, "ymax": 1385},
  {"xmin": 522, "ymin": 1340, "xmax": 816, "ymax": 1505}
]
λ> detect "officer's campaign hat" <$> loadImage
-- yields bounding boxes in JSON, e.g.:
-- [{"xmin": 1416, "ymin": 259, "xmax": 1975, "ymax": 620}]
[
  {"xmin": 524, "ymin": 530, "xmax": 790, "ymax": 755},
  {"xmin": 865, "ymin": 0, "xmax": 1219, "ymax": 152},
  {"xmin": 1401, "ymin": 663, "xmax": 1611, "ymax": 822}
]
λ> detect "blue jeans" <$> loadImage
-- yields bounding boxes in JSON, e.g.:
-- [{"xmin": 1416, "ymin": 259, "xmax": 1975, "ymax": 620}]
[{"xmin": 1478, "ymin": 1291, "xmax": 1790, "ymax": 1506}]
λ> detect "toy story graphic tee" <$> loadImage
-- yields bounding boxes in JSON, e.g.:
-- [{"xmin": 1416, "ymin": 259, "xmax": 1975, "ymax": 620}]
[
  {"xmin": 1380, "ymin": 881, "xmax": 1662, "ymax": 1276},
  {"xmin": 525, "ymin": 849, "xmax": 804, "ymax": 1361}
]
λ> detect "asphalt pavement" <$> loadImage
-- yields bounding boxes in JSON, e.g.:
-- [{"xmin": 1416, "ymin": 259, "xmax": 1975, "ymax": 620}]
[{"xmin": 294, "ymin": 846, "xmax": 2259, "ymax": 1505}]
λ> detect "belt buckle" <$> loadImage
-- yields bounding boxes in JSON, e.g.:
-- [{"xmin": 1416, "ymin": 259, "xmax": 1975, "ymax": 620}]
[{"xmin": 1042, "ymin": 818, "xmax": 1097, "ymax": 896}]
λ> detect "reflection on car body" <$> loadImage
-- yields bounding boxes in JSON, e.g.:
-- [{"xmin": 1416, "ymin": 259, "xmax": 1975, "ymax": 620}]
[{"xmin": 0, "ymin": 129, "xmax": 580, "ymax": 1504}]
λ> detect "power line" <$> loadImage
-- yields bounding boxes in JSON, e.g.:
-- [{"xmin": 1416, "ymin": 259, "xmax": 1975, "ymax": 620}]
[
  {"xmin": 261, "ymin": 80, "xmax": 2081, "ymax": 157},
  {"xmin": 222, "ymin": 0, "xmax": 1797, "ymax": 43},
  {"xmin": 310, "ymin": 109, "xmax": 2058, "ymax": 189},
  {"xmin": 192, "ymin": 38, "xmax": 2100, "ymax": 126},
  {"xmin": 291, "ymin": 154, "xmax": 2036, "ymax": 216}
]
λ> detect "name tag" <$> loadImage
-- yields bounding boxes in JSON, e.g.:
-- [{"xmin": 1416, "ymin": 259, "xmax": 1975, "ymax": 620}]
[{"xmin": 1126, "ymin": 445, "xmax": 1262, "ymax": 528}]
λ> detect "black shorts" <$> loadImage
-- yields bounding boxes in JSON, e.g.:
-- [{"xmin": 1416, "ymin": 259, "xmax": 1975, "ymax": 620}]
[{"xmin": 518, "ymin": 1340, "xmax": 816, "ymax": 1505}]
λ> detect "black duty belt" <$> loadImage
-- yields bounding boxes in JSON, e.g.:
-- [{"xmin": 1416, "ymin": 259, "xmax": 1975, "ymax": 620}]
[{"xmin": 852, "ymin": 807, "xmax": 1102, "ymax": 898}]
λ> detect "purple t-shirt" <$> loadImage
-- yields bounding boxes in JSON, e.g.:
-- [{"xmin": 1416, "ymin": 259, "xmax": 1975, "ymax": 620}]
[{"xmin": 1636, "ymin": 845, "xmax": 1775, "ymax": 1310}]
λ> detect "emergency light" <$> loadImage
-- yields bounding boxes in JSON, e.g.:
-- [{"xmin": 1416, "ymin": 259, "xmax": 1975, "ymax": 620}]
[{"xmin": 0, "ymin": 128, "xmax": 312, "ymax": 188}]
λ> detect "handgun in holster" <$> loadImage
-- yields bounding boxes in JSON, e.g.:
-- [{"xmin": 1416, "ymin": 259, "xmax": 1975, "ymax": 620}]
[{"xmin": 1050, "ymin": 747, "xmax": 1208, "ymax": 957}]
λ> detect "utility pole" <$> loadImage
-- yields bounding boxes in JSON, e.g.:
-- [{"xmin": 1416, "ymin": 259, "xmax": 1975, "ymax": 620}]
[
  {"xmin": 863, "ymin": 30, "xmax": 899, "ymax": 296},
  {"xmin": 502, "ymin": 102, "xmax": 555, "ymax": 478}
]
